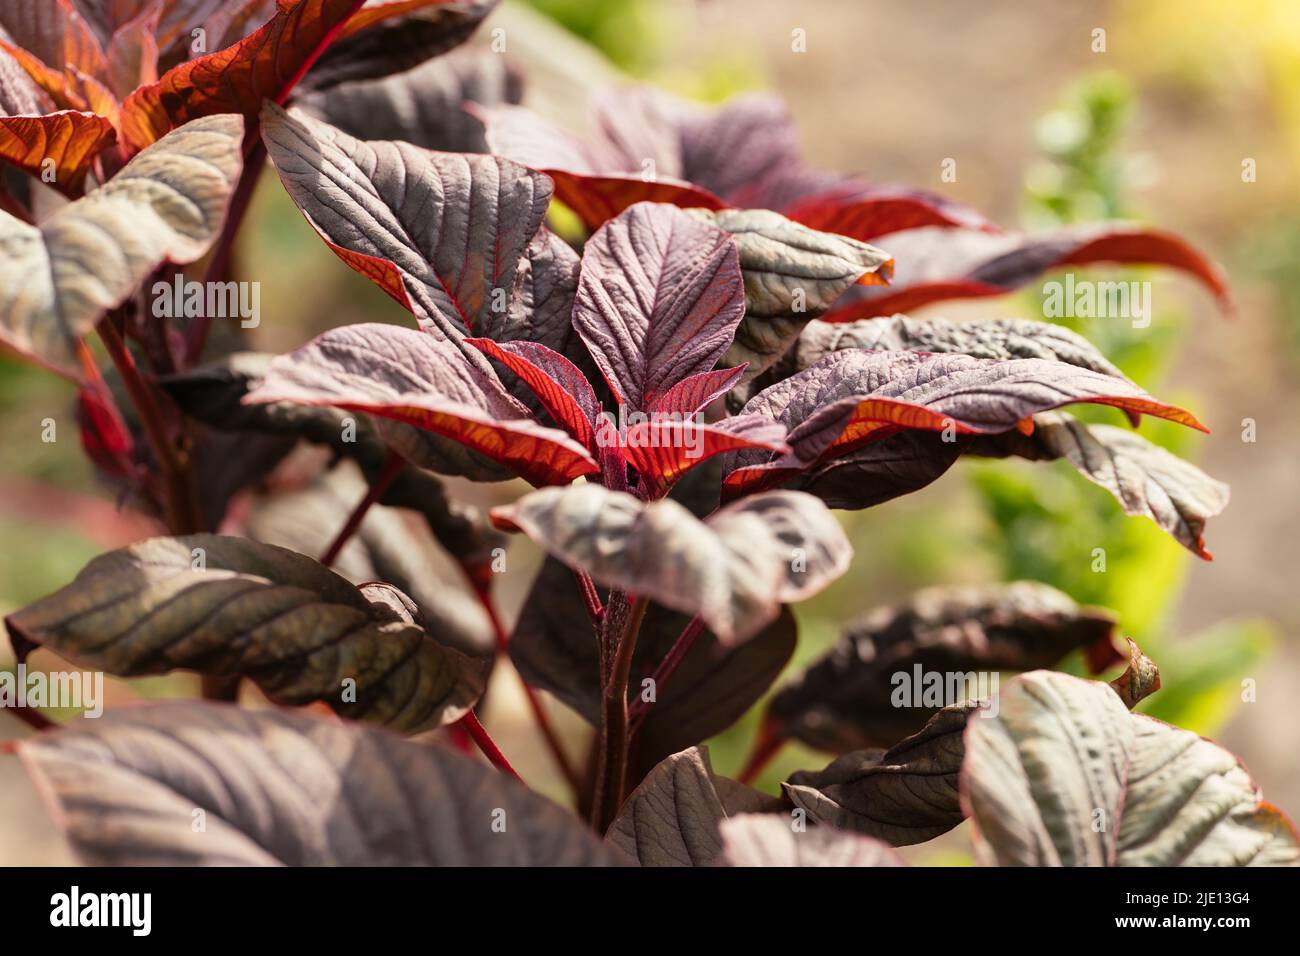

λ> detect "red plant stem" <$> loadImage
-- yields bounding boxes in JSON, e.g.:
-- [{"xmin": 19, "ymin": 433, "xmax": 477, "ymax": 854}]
[
  {"xmin": 97, "ymin": 316, "xmax": 203, "ymax": 535},
  {"xmin": 7, "ymin": 706, "xmax": 54, "ymax": 731},
  {"xmin": 458, "ymin": 710, "xmax": 522, "ymax": 782},
  {"xmin": 76, "ymin": 341, "xmax": 140, "ymax": 483},
  {"xmin": 736, "ymin": 719, "xmax": 787, "ymax": 785},
  {"xmin": 574, "ymin": 568, "xmax": 604, "ymax": 626},
  {"xmin": 319, "ymin": 452, "xmax": 405, "ymax": 567},
  {"xmin": 591, "ymin": 593, "xmax": 649, "ymax": 832},
  {"xmin": 474, "ymin": 582, "xmax": 582, "ymax": 794},
  {"xmin": 185, "ymin": 141, "xmax": 267, "ymax": 367},
  {"xmin": 628, "ymin": 615, "xmax": 705, "ymax": 729}
]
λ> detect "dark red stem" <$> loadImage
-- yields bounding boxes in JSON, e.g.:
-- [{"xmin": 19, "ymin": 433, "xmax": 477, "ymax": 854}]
[
  {"xmin": 629, "ymin": 614, "xmax": 705, "ymax": 729},
  {"xmin": 97, "ymin": 315, "xmax": 203, "ymax": 535},
  {"xmin": 185, "ymin": 140, "xmax": 267, "ymax": 367},
  {"xmin": 475, "ymin": 582, "xmax": 582, "ymax": 793},
  {"xmin": 574, "ymin": 568, "xmax": 604, "ymax": 626},
  {"xmin": 458, "ymin": 710, "xmax": 522, "ymax": 782},
  {"xmin": 736, "ymin": 718, "xmax": 787, "ymax": 785},
  {"xmin": 319, "ymin": 451, "xmax": 405, "ymax": 567}
]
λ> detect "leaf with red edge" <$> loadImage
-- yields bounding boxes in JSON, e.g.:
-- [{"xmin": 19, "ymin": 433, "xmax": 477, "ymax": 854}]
[
  {"xmin": 120, "ymin": 0, "xmax": 366, "ymax": 149},
  {"xmin": 724, "ymin": 349, "xmax": 1207, "ymax": 497},
  {"xmin": 478, "ymin": 102, "xmax": 723, "ymax": 229},
  {"xmin": 466, "ymin": 337, "xmax": 601, "ymax": 452},
  {"xmin": 260, "ymin": 102, "xmax": 551, "ymax": 342},
  {"xmin": 244, "ymin": 322, "xmax": 599, "ymax": 487},
  {"xmin": 785, "ymin": 185, "xmax": 998, "ymax": 241},
  {"xmin": 0, "ymin": 111, "xmax": 114, "ymax": 195},
  {"xmin": 622, "ymin": 414, "xmax": 788, "ymax": 499},
  {"xmin": 821, "ymin": 224, "xmax": 1233, "ymax": 322},
  {"xmin": 651, "ymin": 366, "xmax": 745, "ymax": 417},
  {"xmin": 572, "ymin": 202, "xmax": 745, "ymax": 411},
  {"xmin": 300, "ymin": 0, "xmax": 498, "ymax": 90},
  {"xmin": 968, "ymin": 411, "xmax": 1229, "ymax": 559}
]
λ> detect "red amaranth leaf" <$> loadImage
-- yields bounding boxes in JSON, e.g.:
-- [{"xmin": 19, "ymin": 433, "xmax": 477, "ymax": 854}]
[
  {"xmin": 572, "ymin": 202, "xmax": 745, "ymax": 411},
  {"xmin": 244, "ymin": 323, "xmax": 599, "ymax": 487},
  {"xmin": 466, "ymin": 337, "xmax": 602, "ymax": 452},
  {"xmin": 0, "ymin": 110, "xmax": 115, "ymax": 194},
  {"xmin": 260, "ymin": 102, "xmax": 551, "ymax": 343},
  {"xmin": 477, "ymin": 102, "xmax": 724, "ymax": 228},
  {"xmin": 724, "ymin": 350, "xmax": 1207, "ymax": 497},
  {"xmin": 785, "ymin": 185, "xmax": 999, "ymax": 241},
  {"xmin": 0, "ymin": 0, "xmax": 108, "ymax": 80},
  {"xmin": 821, "ymin": 224, "xmax": 1233, "ymax": 321},
  {"xmin": 120, "ymin": 0, "xmax": 366, "ymax": 149}
]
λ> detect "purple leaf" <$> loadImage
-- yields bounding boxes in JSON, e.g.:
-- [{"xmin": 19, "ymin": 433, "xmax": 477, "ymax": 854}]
[
  {"xmin": 821, "ymin": 224, "xmax": 1233, "ymax": 321},
  {"xmin": 260, "ymin": 102, "xmax": 551, "ymax": 342},
  {"xmin": 16, "ymin": 700, "xmax": 626, "ymax": 865},
  {"xmin": 244, "ymin": 323, "xmax": 599, "ymax": 487},
  {"xmin": 724, "ymin": 349, "xmax": 1207, "ymax": 497},
  {"xmin": 572, "ymin": 202, "xmax": 745, "ymax": 411}
]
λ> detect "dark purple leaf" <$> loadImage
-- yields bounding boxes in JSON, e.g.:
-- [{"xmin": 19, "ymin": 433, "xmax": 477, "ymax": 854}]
[
  {"xmin": 260, "ymin": 102, "xmax": 551, "ymax": 343},
  {"xmin": 16, "ymin": 700, "xmax": 626, "ymax": 865},
  {"xmin": 244, "ymin": 322, "xmax": 600, "ymax": 487},
  {"xmin": 301, "ymin": 44, "xmax": 520, "ymax": 153},
  {"xmin": 784, "ymin": 702, "xmax": 975, "ymax": 846},
  {"xmin": 766, "ymin": 581, "xmax": 1119, "ymax": 753},
  {"xmin": 821, "ymin": 224, "xmax": 1233, "ymax": 322},
  {"xmin": 724, "ymin": 349, "xmax": 1206, "ymax": 497},
  {"xmin": 572, "ymin": 202, "xmax": 745, "ymax": 411},
  {"xmin": 605, "ymin": 746, "xmax": 779, "ymax": 865},
  {"xmin": 5, "ymin": 534, "xmax": 489, "ymax": 732}
]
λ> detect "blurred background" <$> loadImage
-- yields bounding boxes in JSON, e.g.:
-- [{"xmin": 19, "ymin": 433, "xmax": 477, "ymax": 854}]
[{"xmin": 2, "ymin": 0, "xmax": 1298, "ymax": 864}]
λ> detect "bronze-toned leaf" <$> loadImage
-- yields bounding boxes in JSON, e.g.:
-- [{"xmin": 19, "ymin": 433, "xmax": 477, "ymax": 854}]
[
  {"xmin": 259, "ymin": 102, "xmax": 551, "ymax": 344},
  {"xmin": 162, "ymin": 351, "xmax": 508, "ymax": 564},
  {"xmin": 605, "ymin": 746, "xmax": 775, "ymax": 866},
  {"xmin": 0, "ymin": 114, "xmax": 242, "ymax": 378},
  {"xmin": 243, "ymin": 462, "xmax": 493, "ymax": 656},
  {"xmin": 1108, "ymin": 637, "xmax": 1160, "ymax": 710},
  {"xmin": 962, "ymin": 670, "xmax": 1300, "ymax": 866},
  {"xmin": 767, "ymin": 581, "xmax": 1118, "ymax": 753},
  {"xmin": 0, "ymin": 110, "xmax": 115, "ymax": 196},
  {"xmin": 5, "ymin": 534, "xmax": 488, "ymax": 733},
  {"xmin": 783, "ymin": 702, "xmax": 976, "ymax": 846},
  {"xmin": 15, "ymin": 700, "xmax": 626, "ymax": 865},
  {"xmin": 492, "ymin": 484, "xmax": 851, "ymax": 644}
]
